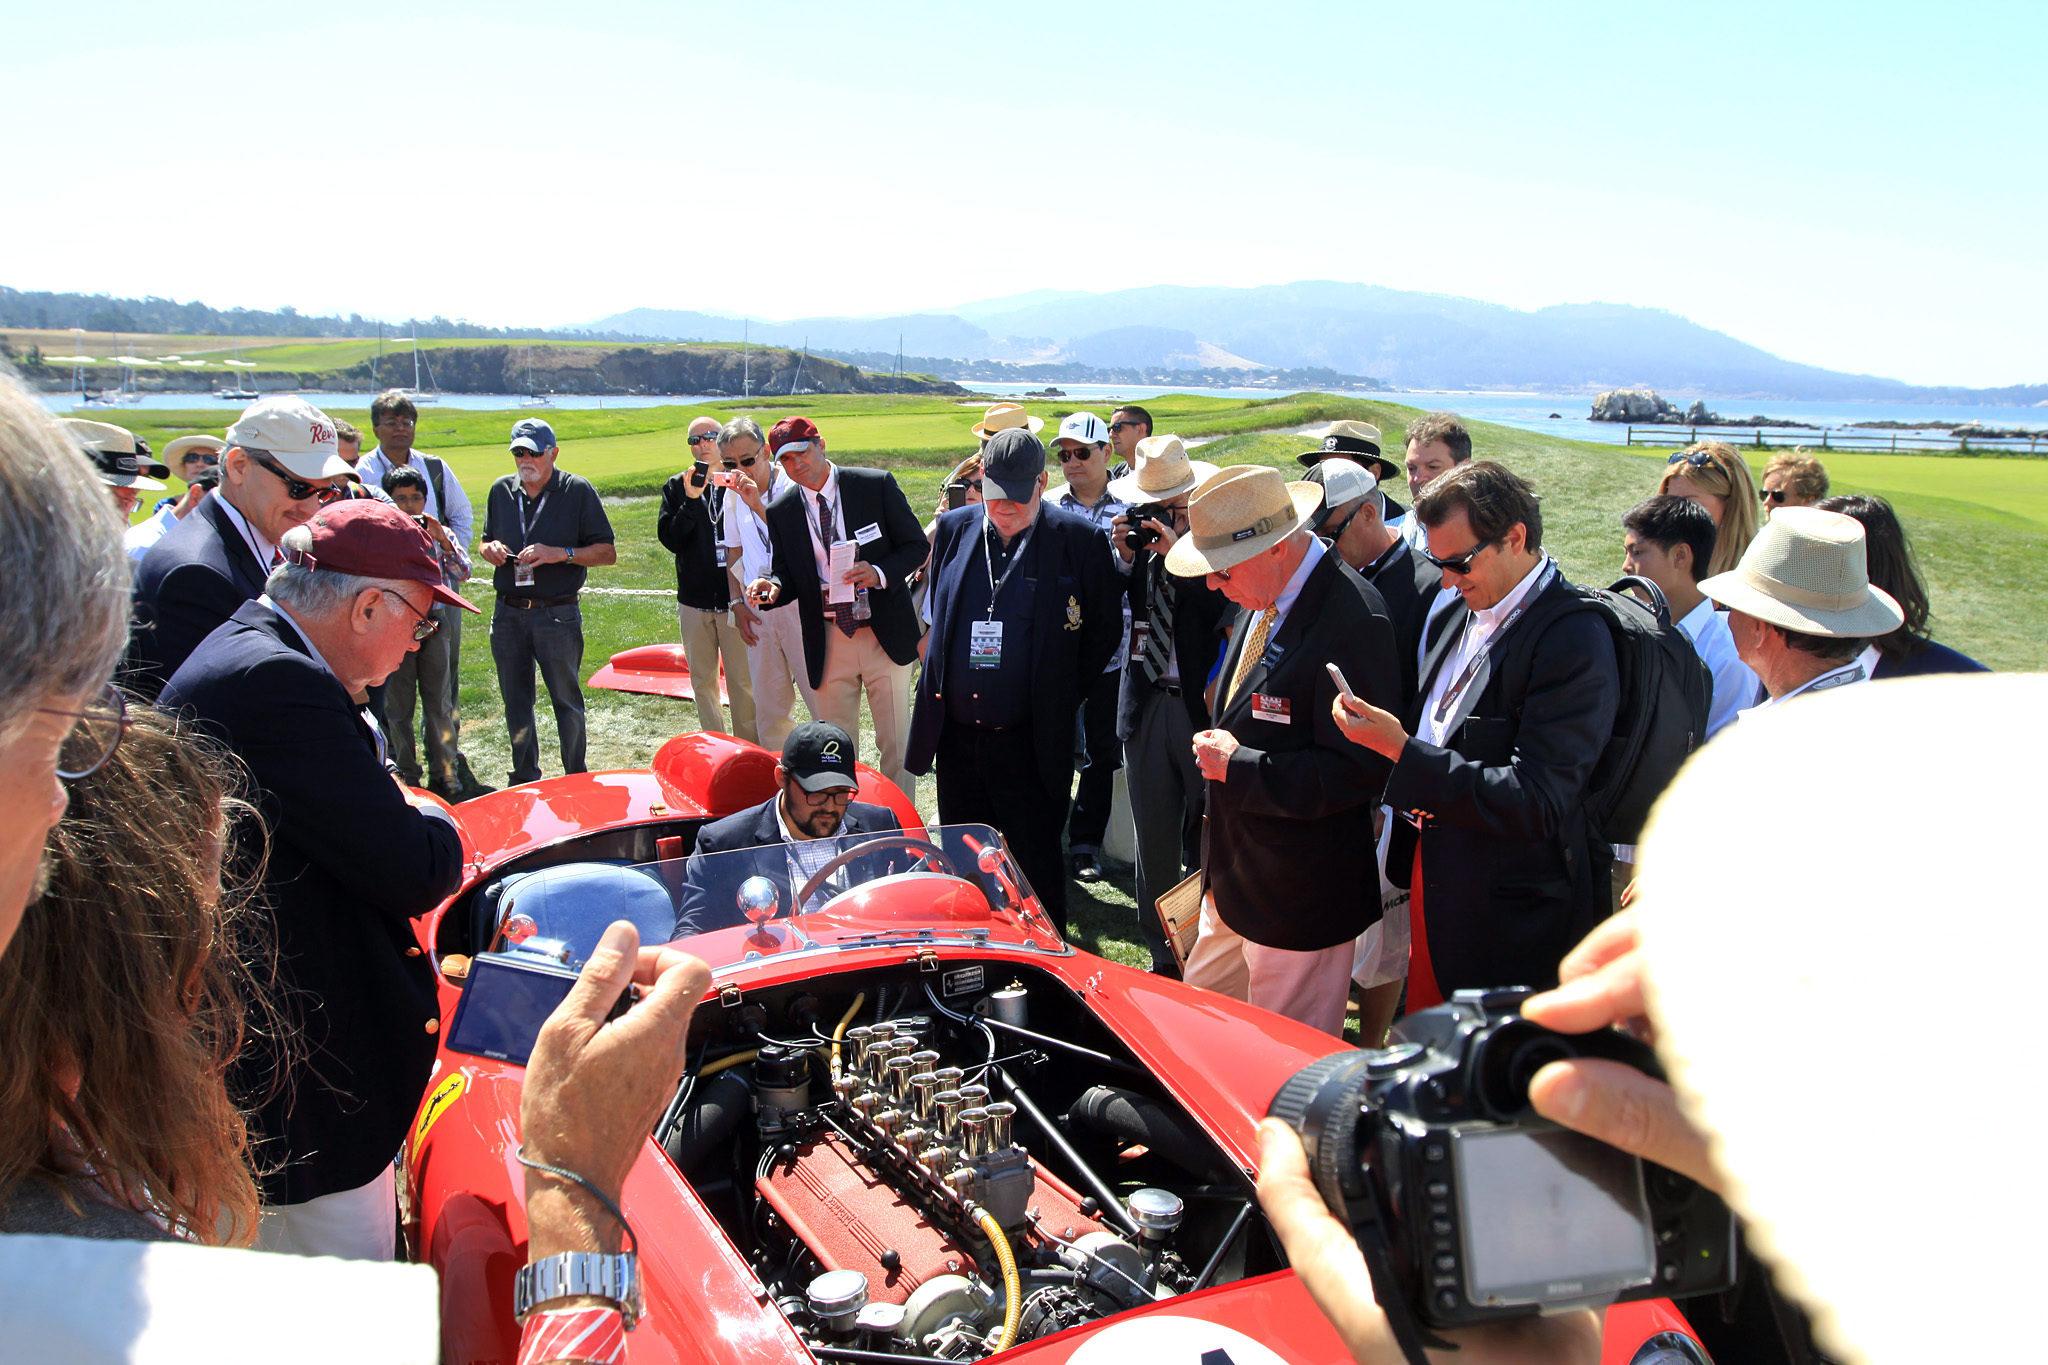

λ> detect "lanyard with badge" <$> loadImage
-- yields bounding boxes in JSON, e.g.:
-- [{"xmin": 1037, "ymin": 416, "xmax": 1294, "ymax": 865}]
[
  {"xmin": 971, "ymin": 512, "xmax": 1035, "ymax": 669},
  {"xmin": 1430, "ymin": 562, "xmax": 1556, "ymax": 727},
  {"xmin": 514, "ymin": 484, "xmax": 550, "ymax": 588}
]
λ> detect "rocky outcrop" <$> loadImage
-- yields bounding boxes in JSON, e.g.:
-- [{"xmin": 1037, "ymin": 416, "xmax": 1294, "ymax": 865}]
[{"xmin": 1590, "ymin": 387, "xmax": 1816, "ymax": 429}]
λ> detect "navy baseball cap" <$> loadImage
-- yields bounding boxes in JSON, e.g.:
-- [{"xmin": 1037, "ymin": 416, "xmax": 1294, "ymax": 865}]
[
  {"xmin": 510, "ymin": 418, "xmax": 558, "ymax": 453},
  {"xmin": 782, "ymin": 720, "xmax": 859, "ymax": 792},
  {"xmin": 980, "ymin": 427, "xmax": 1046, "ymax": 503}
]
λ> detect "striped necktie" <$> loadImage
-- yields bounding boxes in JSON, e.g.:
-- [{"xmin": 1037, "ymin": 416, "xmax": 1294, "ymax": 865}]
[
  {"xmin": 1141, "ymin": 557, "xmax": 1177, "ymax": 684},
  {"xmin": 1226, "ymin": 607, "xmax": 1278, "ymax": 708}
]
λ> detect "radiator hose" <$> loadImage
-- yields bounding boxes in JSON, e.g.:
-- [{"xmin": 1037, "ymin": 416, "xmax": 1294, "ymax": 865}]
[
  {"xmin": 973, "ymin": 1207, "xmax": 1022, "ymax": 1352},
  {"xmin": 1068, "ymin": 1085, "xmax": 1230, "ymax": 1181}
]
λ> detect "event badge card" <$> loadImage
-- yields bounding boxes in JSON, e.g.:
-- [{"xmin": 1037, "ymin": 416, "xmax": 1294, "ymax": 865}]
[
  {"xmin": 514, "ymin": 562, "xmax": 536, "ymax": 587},
  {"xmin": 828, "ymin": 541, "xmax": 857, "ymax": 604},
  {"xmin": 970, "ymin": 619, "xmax": 1003, "ymax": 669},
  {"xmin": 1252, "ymin": 693, "xmax": 1291, "ymax": 724}
]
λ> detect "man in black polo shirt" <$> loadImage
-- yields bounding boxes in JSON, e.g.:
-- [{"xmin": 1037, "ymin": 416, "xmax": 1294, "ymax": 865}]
[{"xmin": 478, "ymin": 418, "xmax": 617, "ymax": 785}]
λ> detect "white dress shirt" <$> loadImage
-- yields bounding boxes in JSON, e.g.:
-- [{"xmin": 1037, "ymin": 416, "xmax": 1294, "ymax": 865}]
[
  {"xmin": 125, "ymin": 503, "xmax": 182, "ymax": 562},
  {"xmin": 728, "ymin": 469, "xmax": 784, "ymax": 587},
  {"xmin": 215, "ymin": 494, "xmax": 280, "ymax": 573},
  {"xmin": 772, "ymin": 795, "xmax": 851, "ymax": 911},
  {"xmin": 1418, "ymin": 556, "xmax": 1554, "ymax": 749},
  {"xmin": 1677, "ymin": 597, "xmax": 1760, "ymax": 739}
]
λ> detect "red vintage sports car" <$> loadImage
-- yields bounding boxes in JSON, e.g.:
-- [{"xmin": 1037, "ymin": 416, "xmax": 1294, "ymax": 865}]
[{"xmin": 402, "ymin": 731, "xmax": 1712, "ymax": 1365}]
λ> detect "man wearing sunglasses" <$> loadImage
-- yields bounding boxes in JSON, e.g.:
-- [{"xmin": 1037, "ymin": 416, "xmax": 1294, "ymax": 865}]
[
  {"xmin": 657, "ymin": 415, "xmax": 757, "ymax": 743},
  {"xmin": 1304, "ymin": 456, "xmax": 1439, "ymax": 706},
  {"xmin": 718, "ymin": 417, "xmax": 804, "ymax": 752},
  {"xmin": 1331, "ymin": 461, "xmax": 1620, "ymax": 1012},
  {"xmin": 129, "ymin": 395, "xmax": 355, "ymax": 698},
  {"xmin": 161, "ymin": 499, "xmax": 481, "ymax": 1260}
]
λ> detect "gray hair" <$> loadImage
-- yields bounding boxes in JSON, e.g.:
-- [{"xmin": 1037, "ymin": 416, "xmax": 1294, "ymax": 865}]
[
  {"xmin": 264, "ymin": 525, "xmax": 407, "ymax": 619},
  {"xmin": 0, "ymin": 369, "xmax": 130, "ymax": 737},
  {"xmin": 719, "ymin": 416, "xmax": 765, "ymax": 448}
]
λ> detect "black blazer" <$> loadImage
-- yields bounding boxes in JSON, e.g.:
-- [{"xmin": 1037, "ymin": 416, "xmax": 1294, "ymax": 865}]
[
  {"xmin": 127, "ymin": 494, "xmax": 270, "ymax": 699},
  {"xmin": 907, "ymin": 504, "xmax": 1123, "ymax": 799},
  {"xmin": 758, "ymin": 467, "xmax": 928, "ymax": 688},
  {"xmin": 675, "ymin": 797, "xmax": 905, "ymax": 937},
  {"xmin": 1201, "ymin": 547, "xmax": 1403, "ymax": 951},
  {"xmin": 656, "ymin": 474, "xmax": 732, "ymax": 611},
  {"xmin": 160, "ymin": 601, "xmax": 465, "ymax": 1204},
  {"xmin": 1115, "ymin": 548, "xmax": 1233, "ymax": 742},
  {"xmin": 1363, "ymin": 538, "xmax": 1446, "ymax": 708},
  {"xmin": 1383, "ymin": 572, "xmax": 1620, "ymax": 996}
]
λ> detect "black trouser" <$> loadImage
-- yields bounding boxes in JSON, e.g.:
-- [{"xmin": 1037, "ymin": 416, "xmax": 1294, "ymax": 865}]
[
  {"xmin": 1066, "ymin": 666, "xmax": 1125, "ymax": 853},
  {"xmin": 935, "ymin": 721, "xmax": 1069, "ymax": 935}
]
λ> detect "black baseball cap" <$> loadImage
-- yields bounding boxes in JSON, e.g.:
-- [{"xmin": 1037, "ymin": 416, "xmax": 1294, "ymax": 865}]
[
  {"xmin": 980, "ymin": 427, "xmax": 1046, "ymax": 503},
  {"xmin": 782, "ymin": 720, "xmax": 859, "ymax": 792}
]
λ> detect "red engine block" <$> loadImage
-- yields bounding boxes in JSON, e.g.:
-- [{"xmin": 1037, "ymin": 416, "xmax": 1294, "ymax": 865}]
[{"xmin": 756, "ymin": 1133, "xmax": 1106, "ymax": 1304}]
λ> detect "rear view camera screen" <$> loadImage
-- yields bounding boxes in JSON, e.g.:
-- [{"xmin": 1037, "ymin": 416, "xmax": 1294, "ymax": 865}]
[
  {"xmin": 1453, "ymin": 1127, "xmax": 1656, "ymax": 1307},
  {"xmin": 445, "ymin": 956, "xmax": 581, "ymax": 1066}
]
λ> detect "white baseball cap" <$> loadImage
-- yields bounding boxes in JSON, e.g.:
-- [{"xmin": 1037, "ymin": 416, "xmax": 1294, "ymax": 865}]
[
  {"xmin": 1304, "ymin": 457, "xmax": 1380, "ymax": 532},
  {"xmin": 1054, "ymin": 411, "xmax": 1112, "ymax": 448},
  {"xmin": 225, "ymin": 396, "xmax": 354, "ymax": 481}
]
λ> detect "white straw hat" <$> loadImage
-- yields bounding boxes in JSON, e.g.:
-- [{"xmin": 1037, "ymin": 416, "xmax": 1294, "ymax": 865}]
[
  {"xmin": 1698, "ymin": 505, "xmax": 1903, "ymax": 638},
  {"xmin": 1164, "ymin": 465, "xmax": 1322, "ymax": 577},
  {"xmin": 1105, "ymin": 433, "xmax": 1219, "ymax": 504}
]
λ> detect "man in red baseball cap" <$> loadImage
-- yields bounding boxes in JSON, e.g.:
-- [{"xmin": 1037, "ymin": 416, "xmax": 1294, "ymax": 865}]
[
  {"xmin": 742, "ymin": 415, "xmax": 929, "ymax": 796},
  {"xmin": 160, "ymin": 499, "xmax": 478, "ymax": 1261}
]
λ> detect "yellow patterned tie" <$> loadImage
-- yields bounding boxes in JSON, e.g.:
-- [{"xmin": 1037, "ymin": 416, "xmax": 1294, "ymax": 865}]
[{"xmin": 1226, "ymin": 606, "xmax": 1278, "ymax": 708}]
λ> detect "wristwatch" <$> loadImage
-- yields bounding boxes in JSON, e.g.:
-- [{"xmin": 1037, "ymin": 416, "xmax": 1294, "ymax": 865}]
[
  {"xmin": 565, "ymin": 545, "xmax": 576, "ymax": 564},
  {"xmin": 514, "ymin": 1251, "xmax": 641, "ymax": 1329}
]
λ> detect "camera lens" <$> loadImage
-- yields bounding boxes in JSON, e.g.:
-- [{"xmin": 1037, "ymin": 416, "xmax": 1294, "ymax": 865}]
[
  {"xmin": 1268, "ymin": 1052, "xmax": 1375, "ymax": 1215},
  {"xmin": 1473, "ymin": 1020, "xmax": 1577, "ymax": 1120}
]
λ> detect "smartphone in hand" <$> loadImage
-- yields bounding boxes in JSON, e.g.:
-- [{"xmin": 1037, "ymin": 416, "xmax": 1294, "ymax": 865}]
[
  {"xmin": 1326, "ymin": 661, "xmax": 1356, "ymax": 699},
  {"xmin": 690, "ymin": 460, "xmax": 709, "ymax": 489}
]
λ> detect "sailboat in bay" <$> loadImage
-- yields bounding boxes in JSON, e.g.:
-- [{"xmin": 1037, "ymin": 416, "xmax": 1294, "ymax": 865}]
[
  {"xmin": 213, "ymin": 342, "xmax": 262, "ymax": 402},
  {"xmin": 397, "ymin": 325, "xmax": 441, "ymax": 404},
  {"xmin": 519, "ymin": 344, "xmax": 553, "ymax": 407}
]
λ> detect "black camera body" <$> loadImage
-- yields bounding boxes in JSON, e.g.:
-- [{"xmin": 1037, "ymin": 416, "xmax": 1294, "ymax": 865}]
[
  {"xmin": 1125, "ymin": 503, "xmax": 1169, "ymax": 550},
  {"xmin": 1270, "ymin": 988, "xmax": 1733, "ymax": 1338}
]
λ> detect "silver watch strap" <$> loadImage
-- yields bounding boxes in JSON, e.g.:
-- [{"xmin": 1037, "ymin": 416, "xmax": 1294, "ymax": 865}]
[{"xmin": 514, "ymin": 1251, "xmax": 641, "ymax": 1329}]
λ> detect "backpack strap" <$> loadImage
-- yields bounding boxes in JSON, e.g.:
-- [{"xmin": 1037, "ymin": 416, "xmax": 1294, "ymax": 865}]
[{"xmin": 423, "ymin": 453, "xmax": 450, "ymax": 521}]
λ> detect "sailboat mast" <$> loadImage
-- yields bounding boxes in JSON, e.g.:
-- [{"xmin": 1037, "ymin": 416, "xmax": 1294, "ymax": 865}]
[{"xmin": 742, "ymin": 320, "xmax": 750, "ymax": 399}]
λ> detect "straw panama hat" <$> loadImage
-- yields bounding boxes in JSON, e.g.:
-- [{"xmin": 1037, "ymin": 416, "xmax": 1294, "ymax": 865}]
[
  {"xmin": 1164, "ymin": 465, "xmax": 1322, "ymax": 577},
  {"xmin": 162, "ymin": 434, "xmax": 227, "ymax": 465},
  {"xmin": 1698, "ymin": 505, "xmax": 1903, "ymax": 638},
  {"xmin": 1631, "ymin": 674, "xmax": 2042, "ymax": 1365},
  {"xmin": 970, "ymin": 402, "xmax": 1044, "ymax": 440},
  {"xmin": 1105, "ymin": 433, "xmax": 1219, "ymax": 504}
]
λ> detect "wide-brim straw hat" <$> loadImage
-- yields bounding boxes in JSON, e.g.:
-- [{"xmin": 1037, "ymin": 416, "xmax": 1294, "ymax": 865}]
[
  {"xmin": 1164, "ymin": 465, "xmax": 1322, "ymax": 577},
  {"xmin": 1632, "ymin": 673, "xmax": 2040, "ymax": 1365},
  {"xmin": 970, "ymin": 402, "xmax": 1044, "ymax": 440},
  {"xmin": 162, "ymin": 434, "xmax": 227, "ymax": 465},
  {"xmin": 1698, "ymin": 505, "xmax": 1903, "ymax": 638},
  {"xmin": 1105, "ymin": 433, "xmax": 1218, "ymax": 504}
]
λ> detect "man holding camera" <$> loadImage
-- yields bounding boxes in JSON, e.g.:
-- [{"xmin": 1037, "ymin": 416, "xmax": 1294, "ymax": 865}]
[
  {"xmin": 658, "ymin": 415, "xmax": 757, "ymax": 743},
  {"xmin": 380, "ymin": 465, "xmax": 473, "ymax": 796},
  {"xmin": 1046, "ymin": 410, "xmax": 1131, "ymax": 884},
  {"xmin": 1108, "ymin": 435, "xmax": 1227, "ymax": 975}
]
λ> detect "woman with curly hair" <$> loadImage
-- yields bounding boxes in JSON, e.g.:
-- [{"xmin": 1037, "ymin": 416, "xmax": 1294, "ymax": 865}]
[
  {"xmin": 0, "ymin": 704, "xmax": 271, "ymax": 1244},
  {"xmin": 1817, "ymin": 493, "xmax": 1990, "ymax": 679},
  {"xmin": 1657, "ymin": 441, "xmax": 1761, "ymax": 577}
]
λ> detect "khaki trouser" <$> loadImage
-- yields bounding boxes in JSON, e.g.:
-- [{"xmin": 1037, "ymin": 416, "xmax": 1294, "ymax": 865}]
[
  {"xmin": 748, "ymin": 605, "xmax": 807, "ymax": 756},
  {"xmin": 1183, "ymin": 893, "xmax": 1355, "ymax": 1036},
  {"xmin": 678, "ymin": 604, "xmax": 757, "ymax": 744},
  {"xmin": 797, "ymin": 623, "xmax": 915, "ymax": 799}
]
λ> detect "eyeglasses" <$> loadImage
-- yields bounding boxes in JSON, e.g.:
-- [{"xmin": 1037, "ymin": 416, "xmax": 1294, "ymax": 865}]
[
  {"xmin": 38, "ymin": 682, "xmax": 131, "ymax": 780},
  {"xmin": 374, "ymin": 416, "xmax": 417, "ymax": 428},
  {"xmin": 252, "ymin": 452, "xmax": 343, "ymax": 504},
  {"xmin": 1107, "ymin": 421, "xmax": 1142, "ymax": 434},
  {"xmin": 687, "ymin": 432, "xmax": 721, "ymax": 446},
  {"xmin": 1207, "ymin": 564, "xmax": 1234, "ymax": 582},
  {"xmin": 1422, "ymin": 538, "xmax": 1501, "ymax": 575},
  {"xmin": 1760, "ymin": 487, "xmax": 1789, "ymax": 504},
  {"xmin": 380, "ymin": 589, "xmax": 441, "ymax": 642},
  {"xmin": 1667, "ymin": 450, "xmax": 1714, "ymax": 469},
  {"xmin": 790, "ymin": 782, "xmax": 853, "ymax": 805}
]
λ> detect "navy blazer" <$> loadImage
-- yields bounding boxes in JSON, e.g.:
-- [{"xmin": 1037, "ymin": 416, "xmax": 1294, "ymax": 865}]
[
  {"xmin": 1201, "ymin": 546, "xmax": 1403, "ymax": 951},
  {"xmin": 675, "ymin": 797, "xmax": 905, "ymax": 937},
  {"xmin": 1383, "ymin": 572, "xmax": 1620, "ymax": 996},
  {"xmin": 161, "ymin": 600, "xmax": 465, "ymax": 1205},
  {"xmin": 907, "ymin": 503, "xmax": 1123, "ymax": 799},
  {"xmin": 757, "ymin": 467, "xmax": 929, "ymax": 688},
  {"xmin": 127, "ymin": 494, "xmax": 271, "ymax": 698}
]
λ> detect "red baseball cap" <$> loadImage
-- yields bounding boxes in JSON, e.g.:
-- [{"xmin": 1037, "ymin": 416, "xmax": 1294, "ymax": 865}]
[
  {"xmin": 280, "ymin": 500, "xmax": 482, "ymax": 613},
  {"xmin": 768, "ymin": 416, "xmax": 821, "ymax": 457}
]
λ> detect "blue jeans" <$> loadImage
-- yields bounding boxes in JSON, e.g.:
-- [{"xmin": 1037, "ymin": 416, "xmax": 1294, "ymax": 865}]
[{"xmin": 491, "ymin": 601, "xmax": 587, "ymax": 785}]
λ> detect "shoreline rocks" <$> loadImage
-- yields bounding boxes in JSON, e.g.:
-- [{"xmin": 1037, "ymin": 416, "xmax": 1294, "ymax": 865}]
[{"xmin": 1590, "ymin": 387, "xmax": 1817, "ymax": 429}]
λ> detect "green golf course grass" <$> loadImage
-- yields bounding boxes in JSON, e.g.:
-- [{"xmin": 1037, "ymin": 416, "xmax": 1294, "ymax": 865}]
[{"xmin": 116, "ymin": 392, "xmax": 2046, "ymax": 968}]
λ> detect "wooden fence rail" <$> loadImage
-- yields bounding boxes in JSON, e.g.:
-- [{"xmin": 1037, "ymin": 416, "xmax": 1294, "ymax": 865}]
[{"xmin": 1622, "ymin": 425, "xmax": 2042, "ymax": 456}]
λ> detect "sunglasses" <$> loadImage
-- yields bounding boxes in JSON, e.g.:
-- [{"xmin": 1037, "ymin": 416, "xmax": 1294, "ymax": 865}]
[
  {"xmin": 1107, "ymin": 421, "xmax": 1142, "ymax": 434},
  {"xmin": 687, "ymin": 432, "xmax": 721, "ymax": 446},
  {"xmin": 1667, "ymin": 450, "xmax": 1715, "ymax": 469},
  {"xmin": 1320, "ymin": 500, "xmax": 1368, "ymax": 544},
  {"xmin": 1422, "ymin": 538, "xmax": 1501, "ymax": 575},
  {"xmin": 722, "ymin": 455, "xmax": 762, "ymax": 469},
  {"xmin": 252, "ymin": 452, "xmax": 343, "ymax": 504},
  {"xmin": 38, "ymin": 681, "xmax": 132, "ymax": 780},
  {"xmin": 1060, "ymin": 444, "xmax": 1105, "ymax": 460},
  {"xmin": 1760, "ymin": 487, "xmax": 1789, "ymax": 504},
  {"xmin": 381, "ymin": 589, "xmax": 441, "ymax": 642}
]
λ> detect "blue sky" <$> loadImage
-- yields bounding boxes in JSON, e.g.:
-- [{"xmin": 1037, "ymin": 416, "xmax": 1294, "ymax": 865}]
[{"xmin": 7, "ymin": 0, "xmax": 2043, "ymax": 386}]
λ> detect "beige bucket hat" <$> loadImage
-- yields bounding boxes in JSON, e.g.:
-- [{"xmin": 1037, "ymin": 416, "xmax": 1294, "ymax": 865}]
[
  {"xmin": 970, "ymin": 402, "xmax": 1044, "ymax": 441},
  {"xmin": 1164, "ymin": 465, "xmax": 1322, "ymax": 577},
  {"xmin": 1698, "ymin": 505, "xmax": 1903, "ymax": 637},
  {"xmin": 1105, "ymin": 433, "xmax": 1219, "ymax": 504},
  {"xmin": 1633, "ymin": 673, "xmax": 2039, "ymax": 1365}
]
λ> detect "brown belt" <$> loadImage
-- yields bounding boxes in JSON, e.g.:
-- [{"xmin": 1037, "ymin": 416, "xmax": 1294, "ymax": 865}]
[{"xmin": 500, "ymin": 594, "xmax": 580, "ymax": 610}]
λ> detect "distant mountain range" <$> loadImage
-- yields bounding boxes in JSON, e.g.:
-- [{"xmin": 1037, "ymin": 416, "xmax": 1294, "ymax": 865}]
[{"xmin": 588, "ymin": 283, "xmax": 2047, "ymax": 406}]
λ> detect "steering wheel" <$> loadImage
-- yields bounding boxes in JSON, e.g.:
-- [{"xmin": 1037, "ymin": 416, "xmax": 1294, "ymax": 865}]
[{"xmin": 792, "ymin": 835, "xmax": 959, "ymax": 911}]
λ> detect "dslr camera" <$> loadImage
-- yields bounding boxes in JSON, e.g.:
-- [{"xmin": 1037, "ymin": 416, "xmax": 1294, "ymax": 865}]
[
  {"xmin": 1269, "ymin": 989, "xmax": 1733, "ymax": 1347},
  {"xmin": 1124, "ymin": 503, "xmax": 1170, "ymax": 550}
]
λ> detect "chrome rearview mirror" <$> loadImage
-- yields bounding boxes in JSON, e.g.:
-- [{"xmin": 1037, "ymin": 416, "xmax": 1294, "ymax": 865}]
[{"xmin": 738, "ymin": 875, "xmax": 781, "ymax": 929}]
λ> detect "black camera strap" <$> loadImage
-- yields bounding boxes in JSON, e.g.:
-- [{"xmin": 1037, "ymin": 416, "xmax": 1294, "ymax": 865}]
[{"xmin": 1343, "ymin": 1184, "xmax": 1458, "ymax": 1365}]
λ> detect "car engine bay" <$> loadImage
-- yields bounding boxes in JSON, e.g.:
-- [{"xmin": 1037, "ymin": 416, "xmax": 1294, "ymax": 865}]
[{"xmin": 654, "ymin": 961, "xmax": 1283, "ymax": 1360}]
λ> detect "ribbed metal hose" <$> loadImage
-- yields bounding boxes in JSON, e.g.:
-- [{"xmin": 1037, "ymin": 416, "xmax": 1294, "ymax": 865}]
[{"xmin": 973, "ymin": 1207, "xmax": 1022, "ymax": 1352}]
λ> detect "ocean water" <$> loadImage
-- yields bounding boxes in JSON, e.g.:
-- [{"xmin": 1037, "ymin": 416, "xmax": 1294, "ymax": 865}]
[{"xmin": 38, "ymin": 391, "xmax": 697, "ymax": 414}]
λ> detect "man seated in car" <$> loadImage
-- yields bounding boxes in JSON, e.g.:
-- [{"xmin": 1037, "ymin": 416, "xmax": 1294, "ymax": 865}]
[{"xmin": 675, "ymin": 721, "xmax": 907, "ymax": 937}]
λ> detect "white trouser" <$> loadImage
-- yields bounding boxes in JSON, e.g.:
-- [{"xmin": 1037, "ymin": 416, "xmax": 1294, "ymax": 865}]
[
  {"xmin": 748, "ymin": 604, "xmax": 809, "ymax": 756},
  {"xmin": 678, "ymin": 603, "xmax": 757, "ymax": 744},
  {"xmin": 1183, "ymin": 894, "xmax": 1354, "ymax": 1036},
  {"xmin": 255, "ymin": 1159, "xmax": 396, "ymax": 1261}
]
